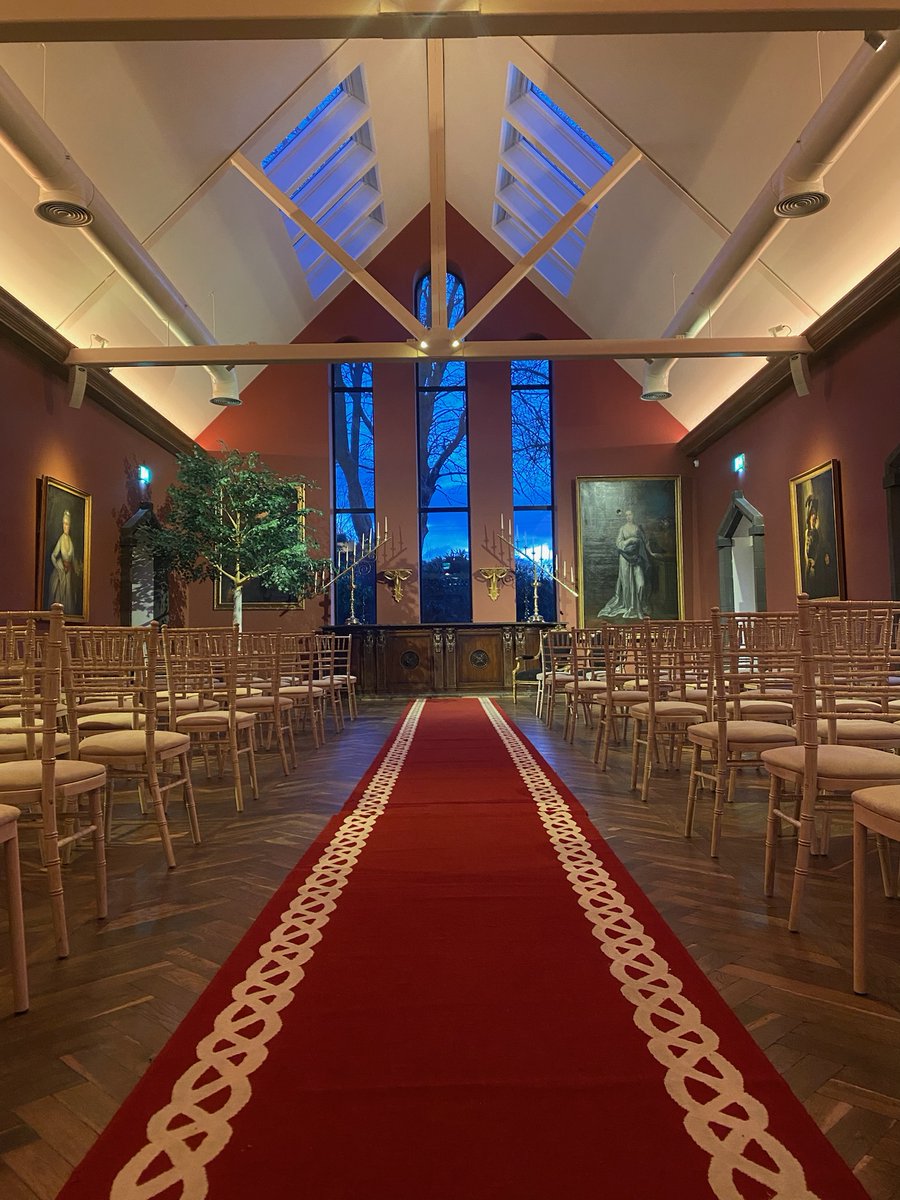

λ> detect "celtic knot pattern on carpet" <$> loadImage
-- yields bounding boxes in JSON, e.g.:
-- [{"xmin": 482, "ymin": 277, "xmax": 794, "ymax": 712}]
[
  {"xmin": 109, "ymin": 699, "xmax": 426, "ymax": 1200},
  {"xmin": 480, "ymin": 700, "xmax": 820, "ymax": 1200}
]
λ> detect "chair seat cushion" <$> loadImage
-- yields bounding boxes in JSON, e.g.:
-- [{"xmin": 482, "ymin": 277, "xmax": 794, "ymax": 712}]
[
  {"xmin": 727, "ymin": 699, "xmax": 794, "ymax": 717},
  {"xmin": 77, "ymin": 712, "xmax": 146, "ymax": 731},
  {"xmin": 563, "ymin": 680, "xmax": 607, "ymax": 694},
  {"xmin": 852, "ymin": 785, "xmax": 900, "ymax": 821},
  {"xmin": 818, "ymin": 698, "xmax": 883, "ymax": 713},
  {"xmin": 630, "ymin": 700, "xmax": 707, "ymax": 719},
  {"xmin": 816, "ymin": 718, "xmax": 900, "ymax": 743},
  {"xmin": 177, "ymin": 710, "xmax": 255, "ymax": 730},
  {"xmin": 234, "ymin": 696, "xmax": 294, "ymax": 711},
  {"xmin": 601, "ymin": 689, "xmax": 651, "ymax": 705},
  {"xmin": 280, "ymin": 685, "xmax": 325, "ymax": 698},
  {"xmin": 77, "ymin": 730, "xmax": 189, "ymax": 759},
  {"xmin": 688, "ymin": 720, "xmax": 798, "ymax": 746},
  {"xmin": 0, "ymin": 731, "xmax": 71, "ymax": 756},
  {"xmin": 162, "ymin": 696, "xmax": 220, "ymax": 713},
  {"xmin": 332, "ymin": 674, "xmax": 357, "ymax": 684},
  {"xmin": 762, "ymin": 743, "xmax": 900, "ymax": 786},
  {"xmin": 0, "ymin": 757, "xmax": 106, "ymax": 792}
]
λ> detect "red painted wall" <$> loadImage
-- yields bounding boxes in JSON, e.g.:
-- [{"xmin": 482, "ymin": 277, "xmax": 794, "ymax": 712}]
[
  {"xmin": 0, "ymin": 332, "xmax": 179, "ymax": 622},
  {"xmin": 692, "ymin": 299, "xmax": 900, "ymax": 613},
  {"xmin": 198, "ymin": 204, "xmax": 688, "ymax": 626}
]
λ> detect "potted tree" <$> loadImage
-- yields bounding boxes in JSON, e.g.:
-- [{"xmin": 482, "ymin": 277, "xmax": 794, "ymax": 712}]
[{"xmin": 151, "ymin": 446, "xmax": 322, "ymax": 629}]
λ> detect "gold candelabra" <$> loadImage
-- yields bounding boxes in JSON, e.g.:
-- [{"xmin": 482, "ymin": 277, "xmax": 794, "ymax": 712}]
[
  {"xmin": 308, "ymin": 519, "xmax": 394, "ymax": 624},
  {"xmin": 490, "ymin": 514, "xmax": 578, "ymax": 623}
]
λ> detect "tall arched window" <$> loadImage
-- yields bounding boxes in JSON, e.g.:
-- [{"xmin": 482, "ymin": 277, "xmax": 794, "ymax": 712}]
[
  {"xmin": 332, "ymin": 360, "xmax": 376, "ymax": 623},
  {"xmin": 416, "ymin": 272, "xmax": 471, "ymax": 623},
  {"xmin": 512, "ymin": 359, "xmax": 555, "ymax": 621}
]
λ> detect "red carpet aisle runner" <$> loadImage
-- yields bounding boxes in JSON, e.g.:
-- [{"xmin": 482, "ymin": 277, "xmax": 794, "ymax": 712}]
[{"xmin": 59, "ymin": 698, "xmax": 866, "ymax": 1200}]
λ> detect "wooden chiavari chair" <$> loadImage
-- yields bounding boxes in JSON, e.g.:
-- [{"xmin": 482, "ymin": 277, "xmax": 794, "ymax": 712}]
[
  {"xmin": 543, "ymin": 629, "xmax": 574, "ymax": 730},
  {"xmin": 685, "ymin": 610, "xmax": 801, "ymax": 857},
  {"xmin": 329, "ymin": 633, "xmax": 358, "ymax": 720},
  {"xmin": 234, "ymin": 631, "xmax": 296, "ymax": 775},
  {"xmin": 162, "ymin": 626, "xmax": 259, "ymax": 812},
  {"xmin": 280, "ymin": 633, "xmax": 326, "ymax": 749},
  {"xmin": 67, "ymin": 623, "xmax": 199, "ymax": 869},
  {"xmin": 0, "ymin": 803, "xmax": 27, "ymax": 1012},
  {"xmin": 590, "ymin": 622, "xmax": 650, "ymax": 771},
  {"xmin": 850, "ymin": 784, "xmax": 900, "ymax": 994},
  {"xmin": 628, "ymin": 619, "xmax": 712, "ymax": 803},
  {"xmin": 314, "ymin": 633, "xmax": 346, "ymax": 733},
  {"xmin": 761, "ymin": 597, "xmax": 900, "ymax": 931},
  {"xmin": 0, "ymin": 606, "xmax": 107, "ymax": 960},
  {"xmin": 562, "ymin": 628, "xmax": 606, "ymax": 743}
]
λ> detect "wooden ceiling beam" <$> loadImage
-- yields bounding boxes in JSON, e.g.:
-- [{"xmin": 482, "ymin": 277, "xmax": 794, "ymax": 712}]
[
  {"xmin": 426, "ymin": 38, "xmax": 448, "ymax": 337},
  {"xmin": 66, "ymin": 335, "xmax": 812, "ymax": 368},
  {"xmin": 4, "ymin": 3, "xmax": 897, "ymax": 41}
]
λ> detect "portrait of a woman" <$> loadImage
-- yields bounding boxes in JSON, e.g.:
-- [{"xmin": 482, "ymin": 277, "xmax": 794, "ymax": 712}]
[{"xmin": 39, "ymin": 478, "xmax": 91, "ymax": 619}]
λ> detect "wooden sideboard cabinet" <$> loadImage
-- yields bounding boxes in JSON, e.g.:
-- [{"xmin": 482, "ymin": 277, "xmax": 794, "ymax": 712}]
[{"xmin": 327, "ymin": 623, "xmax": 546, "ymax": 695}]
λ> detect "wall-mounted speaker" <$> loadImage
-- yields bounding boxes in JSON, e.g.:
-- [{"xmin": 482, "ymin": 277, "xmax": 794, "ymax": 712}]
[
  {"xmin": 67, "ymin": 364, "xmax": 87, "ymax": 409},
  {"xmin": 789, "ymin": 353, "xmax": 811, "ymax": 398}
]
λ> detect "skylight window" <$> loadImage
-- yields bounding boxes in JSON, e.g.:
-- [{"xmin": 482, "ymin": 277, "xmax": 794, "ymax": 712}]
[
  {"xmin": 493, "ymin": 67, "xmax": 614, "ymax": 296},
  {"xmin": 261, "ymin": 68, "xmax": 385, "ymax": 300}
]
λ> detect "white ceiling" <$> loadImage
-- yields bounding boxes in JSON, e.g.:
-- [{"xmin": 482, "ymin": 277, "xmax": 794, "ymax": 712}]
[{"xmin": 0, "ymin": 27, "xmax": 897, "ymax": 438}]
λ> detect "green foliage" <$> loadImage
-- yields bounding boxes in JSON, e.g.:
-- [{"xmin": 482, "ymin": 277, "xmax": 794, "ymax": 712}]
[{"xmin": 150, "ymin": 446, "xmax": 321, "ymax": 601}]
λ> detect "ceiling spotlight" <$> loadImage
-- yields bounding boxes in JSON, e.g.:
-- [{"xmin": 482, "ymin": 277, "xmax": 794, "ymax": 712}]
[
  {"xmin": 641, "ymin": 360, "xmax": 673, "ymax": 402},
  {"xmin": 451, "ymin": 339, "xmax": 461, "ymax": 349},
  {"xmin": 419, "ymin": 340, "xmax": 429, "ymax": 350},
  {"xmin": 864, "ymin": 30, "xmax": 887, "ymax": 52}
]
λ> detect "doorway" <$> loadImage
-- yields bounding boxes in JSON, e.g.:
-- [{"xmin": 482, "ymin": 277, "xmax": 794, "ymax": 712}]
[
  {"xmin": 717, "ymin": 491, "xmax": 766, "ymax": 612},
  {"xmin": 119, "ymin": 504, "xmax": 169, "ymax": 625}
]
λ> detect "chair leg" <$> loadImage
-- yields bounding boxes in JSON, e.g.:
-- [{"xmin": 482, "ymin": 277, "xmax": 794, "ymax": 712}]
[
  {"xmin": 684, "ymin": 743, "xmax": 702, "ymax": 838},
  {"xmin": 764, "ymin": 775, "xmax": 782, "ymax": 897},
  {"xmin": 853, "ymin": 818, "xmax": 867, "ymax": 995},
  {"xmin": 2, "ymin": 821, "xmax": 28, "ymax": 1013},
  {"xmin": 710, "ymin": 753, "xmax": 729, "ymax": 859},
  {"xmin": 179, "ymin": 753, "xmax": 201, "ymax": 844},
  {"xmin": 229, "ymin": 732, "xmax": 245, "ymax": 813},
  {"xmin": 788, "ymin": 780, "xmax": 817, "ymax": 932},
  {"xmin": 41, "ymin": 810, "xmax": 69, "ymax": 959},
  {"xmin": 147, "ymin": 772, "xmax": 176, "ymax": 869},
  {"xmin": 89, "ymin": 786, "xmax": 108, "ymax": 920}
]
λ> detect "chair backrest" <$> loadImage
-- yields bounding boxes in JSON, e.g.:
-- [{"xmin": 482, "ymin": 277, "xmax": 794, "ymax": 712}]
[
  {"xmin": 0, "ymin": 608, "xmax": 64, "ymax": 764},
  {"xmin": 595, "ymin": 621, "xmax": 640, "ymax": 692},
  {"xmin": 711, "ymin": 609, "xmax": 801, "ymax": 723},
  {"xmin": 63, "ymin": 623, "xmax": 161, "ymax": 756},
  {"xmin": 161, "ymin": 626, "xmax": 231, "ymax": 718},
  {"xmin": 637, "ymin": 618, "xmax": 714, "ymax": 717},
  {"xmin": 281, "ymin": 632, "xmax": 320, "ymax": 703}
]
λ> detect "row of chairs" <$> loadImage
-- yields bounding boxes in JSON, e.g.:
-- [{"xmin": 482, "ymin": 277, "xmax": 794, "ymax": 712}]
[
  {"xmin": 534, "ymin": 600, "xmax": 900, "ymax": 994},
  {"xmin": 0, "ymin": 611, "xmax": 358, "ymax": 1013}
]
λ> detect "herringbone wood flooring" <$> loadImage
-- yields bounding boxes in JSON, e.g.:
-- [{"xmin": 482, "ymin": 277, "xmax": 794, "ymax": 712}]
[{"xmin": 1, "ymin": 694, "xmax": 899, "ymax": 1198}]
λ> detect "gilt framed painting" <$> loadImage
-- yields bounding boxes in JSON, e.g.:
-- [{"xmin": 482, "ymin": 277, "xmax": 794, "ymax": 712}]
[
  {"xmin": 37, "ymin": 476, "xmax": 91, "ymax": 621},
  {"xmin": 789, "ymin": 459, "xmax": 845, "ymax": 600},
  {"xmin": 576, "ymin": 476, "xmax": 683, "ymax": 627}
]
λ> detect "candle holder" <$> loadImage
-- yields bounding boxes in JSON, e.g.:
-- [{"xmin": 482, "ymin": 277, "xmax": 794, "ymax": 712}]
[
  {"xmin": 305, "ymin": 520, "xmax": 394, "ymax": 624},
  {"xmin": 382, "ymin": 568, "xmax": 412, "ymax": 604},
  {"xmin": 476, "ymin": 566, "xmax": 509, "ymax": 601}
]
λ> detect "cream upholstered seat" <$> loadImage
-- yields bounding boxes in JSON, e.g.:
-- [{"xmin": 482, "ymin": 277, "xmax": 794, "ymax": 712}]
[
  {"xmin": 685, "ymin": 609, "xmax": 800, "ymax": 857},
  {"xmin": 761, "ymin": 597, "xmax": 900, "ymax": 932},
  {"xmin": 0, "ymin": 803, "xmax": 28, "ymax": 1013},
  {"xmin": 851, "ymin": 784, "xmax": 900, "ymax": 995},
  {"xmin": 0, "ymin": 606, "xmax": 107, "ymax": 960},
  {"xmin": 68, "ymin": 623, "xmax": 199, "ymax": 869}
]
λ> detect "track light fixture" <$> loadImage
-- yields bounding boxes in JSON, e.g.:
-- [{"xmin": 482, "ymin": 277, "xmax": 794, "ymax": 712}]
[{"xmin": 789, "ymin": 353, "xmax": 812, "ymax": 397}]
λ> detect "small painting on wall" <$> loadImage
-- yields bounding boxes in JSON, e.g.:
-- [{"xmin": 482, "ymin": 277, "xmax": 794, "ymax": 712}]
[
  {"xmin": 576, "ymin": 476, "xmax": 683, "ymax": 626},
  {"xmin": 789, "ymin": 459, "xmax": 846, "ymax": 600},
  {"xmin": 37, "ymin": 476, "xmax": 91, "ymax": 621}
]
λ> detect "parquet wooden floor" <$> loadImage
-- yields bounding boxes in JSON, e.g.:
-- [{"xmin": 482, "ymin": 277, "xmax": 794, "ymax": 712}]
[{"xmin": 1, "ymin": 694, "xmax": 899, "ymax": 1198}]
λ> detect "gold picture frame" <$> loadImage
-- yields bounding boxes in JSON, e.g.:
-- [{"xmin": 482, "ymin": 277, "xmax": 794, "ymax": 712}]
[
  {"xmin": 37, "ymin": 476, "xmax": 91, "ymax": 621},
  {"xmin": 789, "ymin": 459, "xmax": 845, "ymax": 600},
  {"xmin": 576, "ymin": 475, "xmax": 683, "ymax": 627}
]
